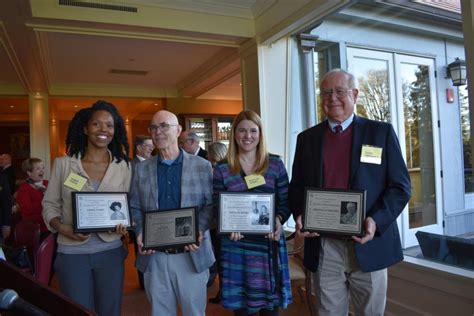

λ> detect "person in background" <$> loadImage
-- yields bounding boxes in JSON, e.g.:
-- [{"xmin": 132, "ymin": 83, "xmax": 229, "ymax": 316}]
[
  {"xmin": 131, "ymin": 135, "xmax": 154, "ymax": 169},
  {"xmin": 130, "ymin": 110, "xmax": 214, "ymax": 316},
  {"xmin": 129, "ymin": 134, "xmax": 154, "ymax": 290},
  {"xmin": 16, "ymin": 158, "xmax": 49, "ymax": 241},
  {"xmin": 208, "ymin": 141, "xmax": 227, "ymax": 167},
  {"xmin": 0, "ymin": 153, "xmax": 16, "ymax": 194},
  {"xmin": 213, "ymin": 110, "xmax": 292, "ymax": 315},
  {"xmin": 0, "ymin": 172, "xmax": 12, "ymax": 242},
  {"xmin": 289, "ymin": 69, "xmax": 411, "ymax": 316},
  {"xmin": 179, "ymin": 130, "xmax": 208, "ymax": 159},
  {"xmin": 42, "ymin": 100, "xmax": 131, "ymax": 316},
  {"xmin": 207, "ymin": 141, "xmax": 228, "ymax": 303}
]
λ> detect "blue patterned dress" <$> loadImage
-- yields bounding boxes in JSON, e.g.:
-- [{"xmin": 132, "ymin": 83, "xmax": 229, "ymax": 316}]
[{"xmin": 213, "ymin": 154, "xmax": 293, "ymax": 313}]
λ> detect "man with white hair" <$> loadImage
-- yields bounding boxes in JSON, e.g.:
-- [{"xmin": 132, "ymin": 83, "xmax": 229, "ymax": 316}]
[
  {"xmin": 179, "ymin": 131, "xmax": 208, "ymax": 160},
  {"xmin": 130, "ymin": 110, "xmax": 214, "ymax": 316}
]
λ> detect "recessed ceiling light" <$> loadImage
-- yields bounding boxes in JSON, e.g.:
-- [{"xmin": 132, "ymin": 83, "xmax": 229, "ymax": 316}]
[
  {"xmin": 9, "ymin": 105, "xmax": 14, "ymax": 108},
  {"xmin": 154, "ymin": 103, "xmax": 158, "ymax": 106},
  {"xmin": 74, "ymin": 105, "xmax": 78, "ymax": 108}
]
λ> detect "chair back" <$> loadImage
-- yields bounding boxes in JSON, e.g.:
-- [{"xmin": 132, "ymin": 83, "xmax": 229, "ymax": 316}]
[
  {"xmin": 14, "ymin": 221, "xmax": 41, "ymax": 267},
  {"xmin": 285, "ymin": 229, "xmax": 316, "ymax": 316},
  {"xmin": 34, "ymin": 234, "xmax": 55, "ymax": 285}
]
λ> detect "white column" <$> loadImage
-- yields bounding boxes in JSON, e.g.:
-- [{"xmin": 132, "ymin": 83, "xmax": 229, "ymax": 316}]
[
  {"xmin": 256, "ymin": 37, "xmax": 291, "ymax": 160},
  {"xmin": 29, "ymin": 93, "xmax": 50, "ymax": 178}
]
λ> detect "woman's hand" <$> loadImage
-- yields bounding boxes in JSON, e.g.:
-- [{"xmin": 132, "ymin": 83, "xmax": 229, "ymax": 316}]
[
  {"xmin": 112, "ymin": 223, "xmax": 128, "ymax": 236},
  {"xmin": 229, "ymin": 232, "xmax": 244, "ymax": 241},
  {"xmin": 267, "ymin": 216, "xmax": 282, "ymax": 241},
  {"xmin": 57, "ymin": 223, "xmax": 89, "ymax": 241}
]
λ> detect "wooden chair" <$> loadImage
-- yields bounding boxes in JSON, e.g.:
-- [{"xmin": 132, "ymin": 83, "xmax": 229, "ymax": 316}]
[
  {"xmin": 34, "ymin": 234, "xmax": 56, "ymax": 285},
  {"xmin": 285, "ymin": 230, "xmax": 316, "ymax": 316}
]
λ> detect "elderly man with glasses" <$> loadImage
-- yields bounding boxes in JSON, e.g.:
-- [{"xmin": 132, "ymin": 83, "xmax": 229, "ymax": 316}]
[
  {"xmin": 129, "ymin": 110, "xmax": 214, "ymax": 316},
  {"xmin": 289, "ymin": 69, "xmax": 411, "ymax": 316},
  {"xmin": 179, "ymin": 131, "xmax": 208, "ymax": 160}
]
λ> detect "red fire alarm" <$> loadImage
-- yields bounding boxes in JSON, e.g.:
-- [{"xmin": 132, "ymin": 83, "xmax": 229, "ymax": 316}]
[{"xmin": 446, "ymin": 88, "xmax": 454, "ymax": 103}]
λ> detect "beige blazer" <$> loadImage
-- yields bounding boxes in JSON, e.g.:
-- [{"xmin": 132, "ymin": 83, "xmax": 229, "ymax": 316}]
[{"xmin": 42, "ymin": 154, "xmax": 131, "ymax": 246}]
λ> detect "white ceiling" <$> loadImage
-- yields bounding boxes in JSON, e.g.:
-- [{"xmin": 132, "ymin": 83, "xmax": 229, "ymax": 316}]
[{"xmin": 0, "ymin": 0, "xmax": 275, "ymax": 119}]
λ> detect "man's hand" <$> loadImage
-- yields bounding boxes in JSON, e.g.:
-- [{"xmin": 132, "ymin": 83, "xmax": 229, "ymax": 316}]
[
  {"xmin": 1, "ymin": 226, "xmax": 11, "ymax": 239},
  {"xmin": 352, "ymin": 216, "xmax": 376, "ymax": 244},
  {"xmin": 184, "ymin": 231, "xmax": 203, "ymax": 252},
  {"xmin": 137, "ymin": 233, "xmax": 155, "ymax": 255},
  {"xmin": 295, "ymin": 214, "xmax": 319, "ymax": 238}
]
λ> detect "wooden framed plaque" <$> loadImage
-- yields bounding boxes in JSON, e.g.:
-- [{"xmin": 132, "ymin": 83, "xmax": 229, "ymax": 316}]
[
  {"xmin": 303, "ymin": 188, "xmax": 366, "ymax": 237},
  {"xmin": 72, "ymin": 192, "xmax": 131, "ymax": 233},
  {"xmin": 142, "ymin": 207, "xmax": 199, "ymax": 251}
]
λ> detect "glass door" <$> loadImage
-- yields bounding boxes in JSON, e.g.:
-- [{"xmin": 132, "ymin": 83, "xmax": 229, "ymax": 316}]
[
  {"xmin": 394, "ymin": 54, "xmax": 442, "ymax": 247},
  {"xmin": 347, "ymin": 48, "xmax": 443, "ymax": 248}
]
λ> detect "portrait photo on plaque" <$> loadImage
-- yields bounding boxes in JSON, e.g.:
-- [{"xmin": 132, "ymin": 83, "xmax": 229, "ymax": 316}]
[
  {"xmin": 218, "ymin": 192, "xmax": 275, "ymax": 235},
  {"xmin": 142, "ymin": 207, "xmax": 198, "ymax": 251},
  {"xmin": 303, "ymin": 188, "xmax": 366, "ymax": 237},
  {"xmin": 72, "ymin": 192, "xmax": 131, "ymax": 233}
]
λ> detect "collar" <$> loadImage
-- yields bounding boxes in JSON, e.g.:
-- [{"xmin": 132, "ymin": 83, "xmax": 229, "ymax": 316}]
[
  {"xmin": 136, "ymin": 155, "xmax": 146, "ymax": 161},
  {"xmin": 158, "ymin": 149, "xmax": 184, "ymax": 165},
  {"xmin": 328, "ymin": 113, "xmax": 355, "ymax": 133},
  {"xmin": 193, "ymin": 147, "xmax": 200, "ymax": 156}
]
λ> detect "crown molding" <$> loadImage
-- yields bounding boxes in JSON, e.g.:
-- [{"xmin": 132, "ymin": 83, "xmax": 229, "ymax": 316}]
[{"xmin": 0, "ymin": 22, "xmax": 31, "ymax": 92}]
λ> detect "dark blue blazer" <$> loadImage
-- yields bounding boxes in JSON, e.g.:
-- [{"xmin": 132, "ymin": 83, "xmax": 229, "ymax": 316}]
[{"xmin": 289, "ymin": 115, "xmax": 411, "ymax": 273}]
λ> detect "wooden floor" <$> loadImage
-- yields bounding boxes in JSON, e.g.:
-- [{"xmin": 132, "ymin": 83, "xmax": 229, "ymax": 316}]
[{"xmin": 51, "ymin": 242, "xmax": 314, "ymax": 315}]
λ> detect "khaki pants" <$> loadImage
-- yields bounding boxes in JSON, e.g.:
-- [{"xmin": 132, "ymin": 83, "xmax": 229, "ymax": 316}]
[{"xmin": 313, "ymin": 237, "xmax": 387, "ymax": 316}]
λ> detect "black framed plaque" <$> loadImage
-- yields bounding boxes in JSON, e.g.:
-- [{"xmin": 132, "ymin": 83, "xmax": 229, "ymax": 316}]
[
  {"xmin": 218, "ymin": 192, "xmax": 275, "ymax": 235},
  {"xmin": 142, "ymin": 207, "xmax": 199, "ymax": 251},
  {"xmin": 72, "ymin": 192, "xmax": 131, "ymax": 233},
  {"xmin": 303, "ymin": 188, "xmax": 366, "ymax": 237}
]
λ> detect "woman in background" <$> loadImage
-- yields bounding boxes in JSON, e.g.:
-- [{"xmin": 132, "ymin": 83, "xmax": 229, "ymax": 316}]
[
  {"xmin": 42, "ymin": 100, "xmax": 131, "ymax": 316},
  {"xmin": 213, "ymin": 110, "xmax": 292, "ymax": 315},
  {"xmin": 16, "ymin": 158, "xmax": 49, "ymax": 241},
  {"xmin": 207, "ymin": 141, "xmax": 228, "ymax": 303},
  {"xmin": 208, "ymin": 141, "xmax": 228, "ymax": 166}
]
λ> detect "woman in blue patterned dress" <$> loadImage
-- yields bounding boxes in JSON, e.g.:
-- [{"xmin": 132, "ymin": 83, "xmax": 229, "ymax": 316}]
[{"xmin": 213, "ymin": 110, "xmax": 292, "ymax": 316}]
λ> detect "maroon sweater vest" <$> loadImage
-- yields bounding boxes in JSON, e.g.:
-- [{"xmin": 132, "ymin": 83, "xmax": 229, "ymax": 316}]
[{"xmin": 323, "ymin": 124, "xmax": 353, "ymax": 189}]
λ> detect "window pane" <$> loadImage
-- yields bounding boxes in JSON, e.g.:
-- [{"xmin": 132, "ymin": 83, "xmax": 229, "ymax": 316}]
[
  {"xmin": 401, "ymin": 64, "xmax": 436, "ymax": 228},
  {"xmin": 353, "ymin": 58, "xmax": 391, "ymax": 123}
]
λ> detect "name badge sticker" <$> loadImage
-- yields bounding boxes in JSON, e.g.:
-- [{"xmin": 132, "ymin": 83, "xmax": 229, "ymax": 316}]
[
  {"xmin": 244, "ymin": 174, "xmax": 266, "ymax": 189},
  {"xmin": 64, "ymin": 172, "xmax": 88, "ymax": 191},
  {"xmin": 360, "ymin": 145, "xmax": 383, "ymax": 165}
]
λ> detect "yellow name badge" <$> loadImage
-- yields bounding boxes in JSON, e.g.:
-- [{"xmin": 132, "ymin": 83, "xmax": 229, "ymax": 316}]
[
  {"xmin": 64, "ymin": 172, "xmax": 87, "ymax": 191},
  {"xmin": 360, "ymin": 145, "xmax": 383, "ymax": 165},
  {"xmin": 244, "ymin": 174, "xmax": 266, "ymax": 189}
]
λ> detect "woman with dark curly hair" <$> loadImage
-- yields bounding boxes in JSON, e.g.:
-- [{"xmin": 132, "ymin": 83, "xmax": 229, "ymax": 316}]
[{"xmin": 42, "ymin": 100, "xmax": 131, "ymax": 316}]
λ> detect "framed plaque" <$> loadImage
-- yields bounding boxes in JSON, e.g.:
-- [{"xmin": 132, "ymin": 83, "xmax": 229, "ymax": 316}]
[
  {"xmin": 218, "ymin": 192, "xmax": 275, "ymax": 235},
  {"xmin": 142, "ymin": 207, "xmax": 199, "ymax": 251},
  {"xmin": 303, "ymin": 188, "xmax": 366, "ymax": 237},
  {"xmin": 72, "ymin": 192, "xmax": 131, "ymax": 233}
]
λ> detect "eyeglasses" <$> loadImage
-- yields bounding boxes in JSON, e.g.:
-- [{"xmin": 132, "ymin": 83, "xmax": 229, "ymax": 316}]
[
  {"xmin": 321, "ymin": 88, "xmax": 353, "ymax": 99},
  {"xmin": 148, "ymin": 123, "xmax": 178, "ymax": 133}
]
